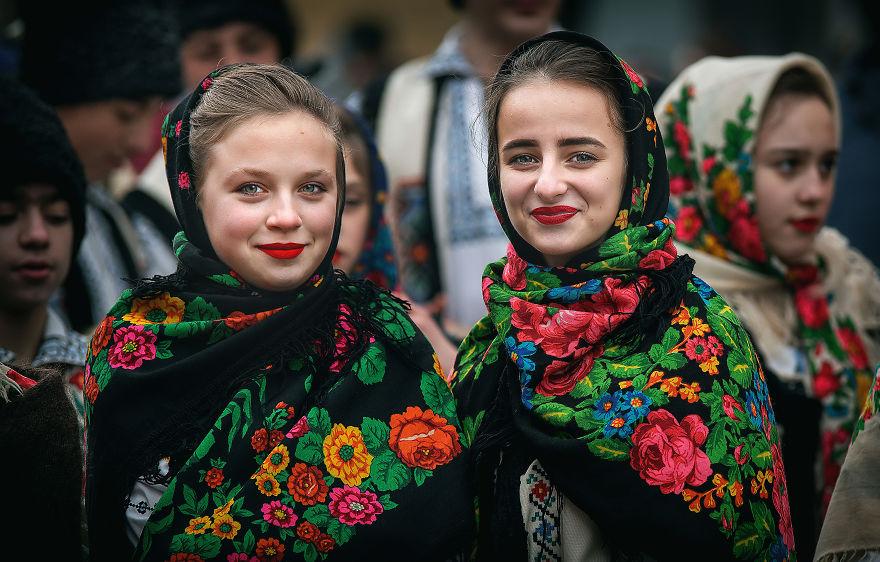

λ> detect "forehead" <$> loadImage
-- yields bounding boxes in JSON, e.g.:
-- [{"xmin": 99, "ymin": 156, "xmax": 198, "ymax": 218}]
[
  {"xmin": 206, "ymin": 110, "xmax": 338, "ymax": 173},
  {"xmin": 757, "ymin": 95, "xmax": 838, "ymax": 149},
  {"xmin": 498, "ymin": 79, "xmax": 617, "ymax": 136},
  {"xmin": 0, "ymin": 183, "xmax": 63, "ymax": 204}
]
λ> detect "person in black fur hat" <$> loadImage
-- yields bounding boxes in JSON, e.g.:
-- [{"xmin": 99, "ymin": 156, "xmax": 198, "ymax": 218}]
[
  {"xmin": 0, "ymin": 76, "xmax": 90, "ymax": 557},
  {"xmin": 18, "ymin": 0, "xmax": 182, "ymax": 332}
]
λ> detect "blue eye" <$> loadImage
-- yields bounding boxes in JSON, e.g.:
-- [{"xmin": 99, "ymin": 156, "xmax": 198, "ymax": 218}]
[
  {"xmin": 510, "ymin": 154, "xmax": 538, "ymax": 166},
  {"xmin": 570, "ymin": 152, "xmax": 597, "ymax": 164},
  {"xmin": 238, "ymin": 183, "xmax": 264, "ymax": 196},
  {"xmin": 300, "ymin": 183, "xmax": 326, "ymax": 195}
]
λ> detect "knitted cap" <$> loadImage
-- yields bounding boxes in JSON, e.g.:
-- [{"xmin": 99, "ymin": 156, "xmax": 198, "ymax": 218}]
[
  {"xmin": 179, "ymin": 0, "xmax": 296, "ymax": 59},
  {"xmin": 0, "ymin": 76, "xmax": 87, "ymax": 254},
  {"xmin": 19, "ymin": 0, "xmax": 181, "ymax": 106}
]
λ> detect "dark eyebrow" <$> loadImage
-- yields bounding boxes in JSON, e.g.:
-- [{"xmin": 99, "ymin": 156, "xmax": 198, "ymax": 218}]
[
  {"xmin": 227, "ymin": 167, "xmax": 273, "ymax": 181},
  {"xmin": 763, "ymin": 148, "xmax": 839, "ymax": 159},
  {"xmin": 501, "ymin": 139, "xmax": 538, "ymax": 152},
  {"xmin": 559, "ymin": 136, "xmax": 607, "ymax": 149},
  {"xmin": 501, "ymin": 137, "xmax": 608, "ymax": 152}
]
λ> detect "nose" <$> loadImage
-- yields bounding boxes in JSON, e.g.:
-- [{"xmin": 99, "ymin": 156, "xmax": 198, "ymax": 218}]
[
  {"xmin": 533, "ymin": 161, "xmax": 567, "ymax": 200},
  {"xmin": 20, "ymin": 208, "xmax": 50, "ymax": 249},
  {"xmin": 797, "ymin": 165, "xmax": 832, "ymax": 206},
  {"xmin": 265, "ymin": 196, "xmax": 304, "ymax": 230}
]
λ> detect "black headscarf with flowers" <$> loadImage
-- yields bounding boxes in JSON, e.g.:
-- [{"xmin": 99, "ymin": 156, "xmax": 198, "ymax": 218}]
[
  {"xmin": 452, "ymin": 32, "xmax": 795, "ymax": 560},
  {"xmin": 84, "ymin": 64, "xmax": 471, "ymax": 560}
]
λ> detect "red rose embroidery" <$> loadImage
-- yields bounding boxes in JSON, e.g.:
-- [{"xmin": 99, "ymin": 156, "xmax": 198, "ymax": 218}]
[
  {"xmin": 794, "ymin": 287, "xmax": 829, "ymax": 329},
  {"xmin": 629, "ymin": 409, "xmax": 712, "ymax": 494},
  {"xmin": 178, "ymin": 171, "xmax": 190, "ymax": 190},
  {"xmin": 91, "ymin": 315, "xmax": 115, "ymax": 356},
  {"xmin": 315, "ymin": 533, "xmax": 336, "ymax": 554},
  {"xmin": 638, "ymin": 248, "xmax": 677, "ymax": 270},
  {"xmin": 673, "ymin": 121, "xmax": 691, "ymax": 161},
  {"xmin": 813, "ymin": 362, "xmax": 841, "ymax": 399},
  {"xmin": 204, "ymin": 467, "xmax": 223, "ymax": 489},
  {"xmin": 388, "ymin": 406, "xmax": 462, "ymax": 470},
  {"xmin": 251, "ymin": 428, "xmax": 268, "ymax": 453},
  {"xmin": 287, "ymin": 463, "xmax": 329, "ymax": 506},
  {"xmin": 296, "ymin": 520, "xmax": 320, "ymax": 542},
  {"xmin": 837, "ymin": 327, "xmax": 869, "ymax": 370},
  {"xmin": 728, "ymin": 201, "xmax": 767, "ymax": 262}
]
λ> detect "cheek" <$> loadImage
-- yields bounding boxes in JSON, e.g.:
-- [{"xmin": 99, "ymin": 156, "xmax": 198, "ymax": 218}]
[
  {"xmin": 307, "ymin": 200, "xmax": 340, "ymax": 245},
  {"xmin": 753, "ymin": 171, "xmax": 788, "ymax": 232}
]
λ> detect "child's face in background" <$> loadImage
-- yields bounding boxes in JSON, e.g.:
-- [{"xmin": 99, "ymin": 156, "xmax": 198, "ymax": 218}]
[
  {"xmin": 753, "ymin": 95, "xmax": 837, "ymax": 266},
  {"xmin": 333, "ymin": 138, "xmax": 372, "ymax": 275},
  {"xmin": 57, "ymin": 98, "xmax": 161, "ymax": 183},
  {"xmin": 0, "ymin": 184, "xmax": 73, "ymax": 312},
  {"xmin": 198, "ymin": 110, "xmax": 339, "ymax": 292}
]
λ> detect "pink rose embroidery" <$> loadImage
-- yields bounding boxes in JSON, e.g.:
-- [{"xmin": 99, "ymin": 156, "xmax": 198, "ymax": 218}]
[
  {"xmin": 328, "ymin": 485, "xmax": 383, "ymax": 526},
  {"xmin": 619, "ymin": 58, "xmax": 644, "ymax": 88},
  {"xmin": 674, "ymin": 206, "xmax": 703, "ymax": 244},
  {"xmin": 771, "ymin": 444, "xmax": 795, "ymax": 551},
  {"xmin": 107, "ymin": 325, "xmax": 157, "ymax": 370},
  {"xmin": 261, "ymin": 500, "xmax": 297, "ymax": 528},
  {"xmin": 502, "ymin": 244, "xmax": 527, "ymax": 291},
  {"xmin": 286, "ymin": 416, "xmax": 310, "ymax": 439},
  {"xmin": 669, "ymin": 175, "xmax": 692, "ymax": 195},
  {"xmin": 629, "ymin": 409, "xmax": 712, "ymax": 494},
  {"xmin": 178, "ymin": 171, "xmax": 191, "ymax": 190}
]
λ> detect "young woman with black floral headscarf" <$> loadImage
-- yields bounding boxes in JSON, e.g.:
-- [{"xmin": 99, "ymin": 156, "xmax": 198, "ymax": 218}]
[
  {"xmin": 453, "ymin": 32, "xmax": 795, "ymax": 560},
  {"xmin": 84, "ymin": 64, "xmax": 471, "ymax": 561},
  {"xmin": 658, "ymin": 55, "xmax": 880, "ymax": 559}
]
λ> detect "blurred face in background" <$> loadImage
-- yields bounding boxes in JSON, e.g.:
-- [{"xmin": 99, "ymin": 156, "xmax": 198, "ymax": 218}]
[
  {"xmin": 753, "ymin": 94, "xmax": 838, "ymax": 266},
  {"xmin": 334, "ymin": 136, "xmax": 372, "ymax": 274},
  {"xmin": 0, "ymin": 184, "xmax": 73, "ymax": 312},
  {"xmin": 57, "ymin": 98, "xmax": 162, "ymax": 183},
  {"xmin": 182, "ymin": 22, "xmax": 283, "ymax": 89},
  {"xmin": 466, "ymin": 0, "xmax": 560, "ymax": 45}
]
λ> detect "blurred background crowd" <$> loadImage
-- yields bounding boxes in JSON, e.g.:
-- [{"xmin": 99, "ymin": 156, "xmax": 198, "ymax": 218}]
[{"xmin": 2, "ymin": 0, "xmax": 877, "ymax": 266}]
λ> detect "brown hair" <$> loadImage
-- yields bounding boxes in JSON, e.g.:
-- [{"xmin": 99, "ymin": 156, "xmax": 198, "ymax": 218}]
[
  {"xmin": 762, "ymin": 66, "xmax": 834, "ymax": 128},
  {"xmin": 188, "ymin": 64, "xmax": 344, "ymax": 189},
  {"xmin": 484, "ymin": 39, "xmax": 628, "ymax": 182}
]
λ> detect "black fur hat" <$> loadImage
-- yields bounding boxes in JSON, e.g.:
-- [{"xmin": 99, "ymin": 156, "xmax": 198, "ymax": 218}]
[
  {"xmin": 179, "ymin": 0, "xmax": 297, "ymax": 60},
  {"xmin": 0, "ymin": 76, "xmax": 87, "ymax": 254},
  {"xmin": 18, "ymin": 0, "xmax": 182, "ymax": 106}
]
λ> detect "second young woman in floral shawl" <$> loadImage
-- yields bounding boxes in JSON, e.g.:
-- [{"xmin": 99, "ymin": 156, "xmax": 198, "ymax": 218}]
[{"xmin": 453, "ymin": 31, "xmax": 795, "ymax": 560}]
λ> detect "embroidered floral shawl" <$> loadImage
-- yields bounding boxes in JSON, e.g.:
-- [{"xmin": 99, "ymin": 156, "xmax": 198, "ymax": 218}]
[
  {"xmin": 84, "ymin": 65, "xmax": 470, "ymax": 561},
  {"xmin": 658, "ymin": 55, "xmax": 875, "ymax": 512},
  {"xmin": 453, "ymin": 32, "xmax": 795, "ymax": 560}
]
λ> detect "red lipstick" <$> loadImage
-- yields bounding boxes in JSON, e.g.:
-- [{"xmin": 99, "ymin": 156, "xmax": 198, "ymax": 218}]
[
  {"xmin": 790, "ymin": 218, "xmax": 820, "ymax": 234},
  {"xmin": 257, "ymin": 242, "xmax": 305, "ymax": 259},
  {"xmin": 531, "ymin": 205, "xmax": 578, "ymax": 225}
]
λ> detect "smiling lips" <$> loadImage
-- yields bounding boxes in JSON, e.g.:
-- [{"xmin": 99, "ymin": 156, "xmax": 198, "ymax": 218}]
[
  {"xmin": 257, "ymin": 242, "xmax": 305, "ymax": 259},
  {"xmin": 790, "ymin": 218, "xmax": 820, "ymax": 234},
  {"xmin": 531, "ymin": 205, "xmax": 578, "ymax": 225}
]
